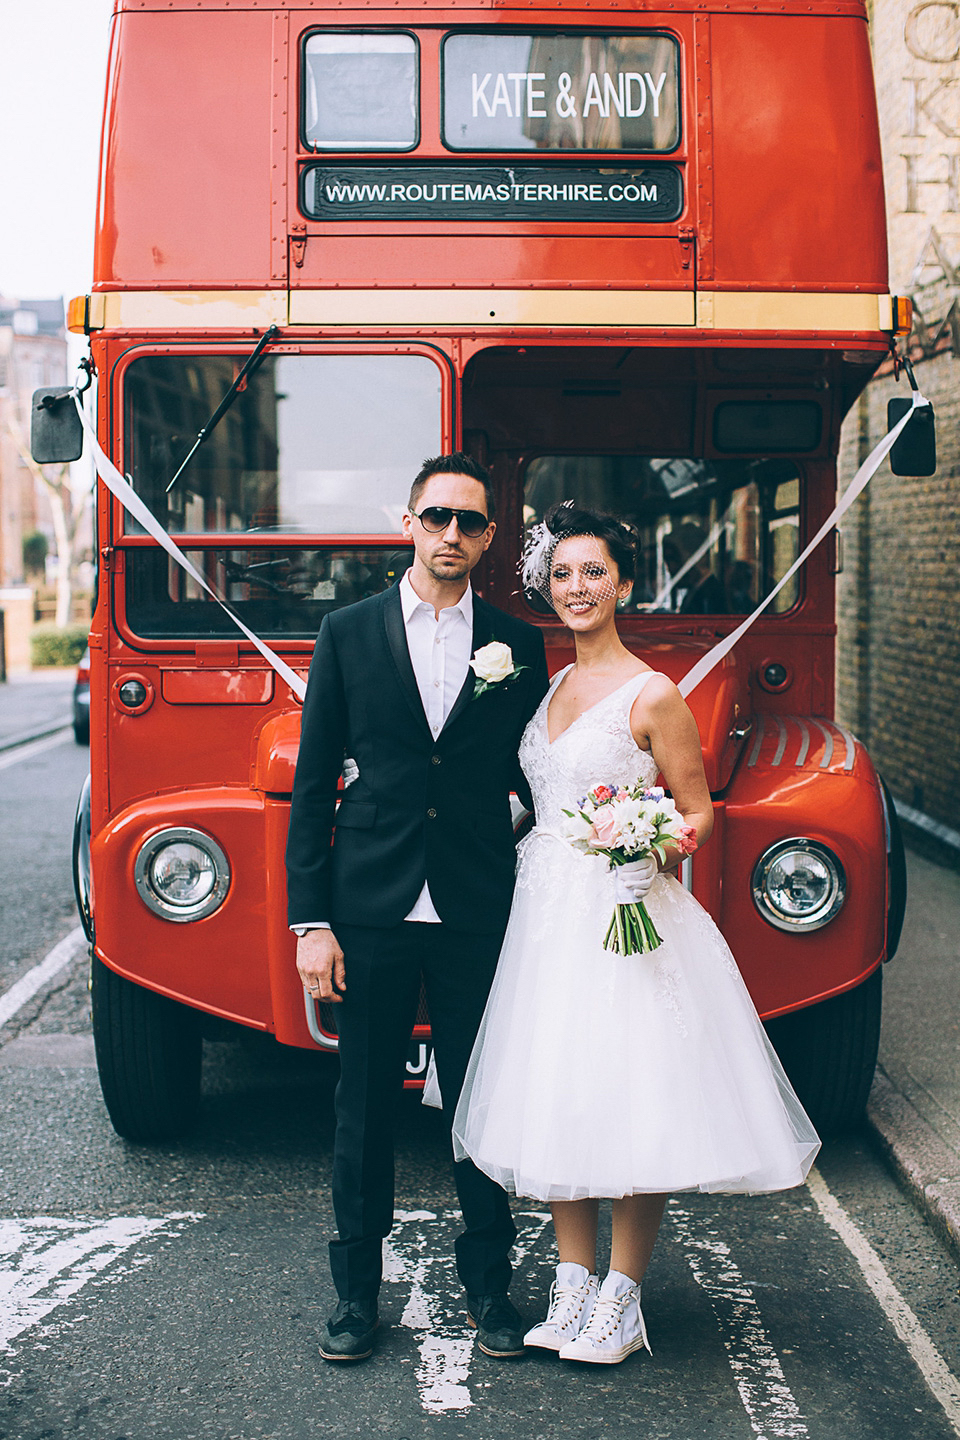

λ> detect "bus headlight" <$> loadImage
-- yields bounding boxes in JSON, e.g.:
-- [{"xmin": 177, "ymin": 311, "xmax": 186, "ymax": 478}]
[
  {"xmin": 135, "ymin": 828, "xmax": 230, "ymax": 922},
  {"xmin": 752, "ymin": 838, "xmax": 845, "ymax": 932}
]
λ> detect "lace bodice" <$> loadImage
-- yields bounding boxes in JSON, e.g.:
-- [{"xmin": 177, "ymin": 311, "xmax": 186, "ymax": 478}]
[{"xmin": 519, "ymin": 667, "xmax": 661, "ymax": 828}]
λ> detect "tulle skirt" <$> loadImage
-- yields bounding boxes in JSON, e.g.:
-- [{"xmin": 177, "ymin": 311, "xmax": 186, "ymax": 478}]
[{"xmin": 452, "ymin": 833, "xmax": 820, "ymax": 1201}]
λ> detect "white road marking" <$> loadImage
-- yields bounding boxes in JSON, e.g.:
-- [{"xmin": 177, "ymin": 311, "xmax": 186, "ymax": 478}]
[
  {"xmin": 384, "ymin": 1207, "xmax": 550, "ymax": 1415},
  {"xmin": 0, "ymin": 1213, "xmax": 202, "ymax": 1354},
  {"xmin": 0, "ymin": 729, "xmax": 72, "ymax": 772},
  {"xmin": 384, "ymin": 1210, "xmax": 472, "ymax": 1414},
  {"xmin": 0, "ymin": 927, "xmax": 86, "ymax": 1031},
  {"xmin": 807, "ymin": 1167, "xmax": 960, "ymax": 1433},
  {"xmin": 669, "ymin": 1203, "xmax": 809, "ymax": 1440}
]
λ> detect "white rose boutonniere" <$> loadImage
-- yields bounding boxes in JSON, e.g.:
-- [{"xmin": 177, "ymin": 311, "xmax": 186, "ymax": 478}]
[{"xmin": 469, "ymin": 640, "xmax": 528, "ymax": 698}]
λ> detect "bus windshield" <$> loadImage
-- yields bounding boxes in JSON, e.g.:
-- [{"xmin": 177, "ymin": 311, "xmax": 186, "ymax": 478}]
[
  {"xmin": 524, "ymin": 455, "xmax": 801, "ymax": 616},
  {"xmin": 123, "ymin": 352, "xmax": 443, "ymax": 535}
]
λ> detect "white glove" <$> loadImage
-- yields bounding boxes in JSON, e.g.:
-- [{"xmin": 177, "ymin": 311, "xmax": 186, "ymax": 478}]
[{"xmin": 613, "ymin": 855, "xmax": 658, "ymax": 904}]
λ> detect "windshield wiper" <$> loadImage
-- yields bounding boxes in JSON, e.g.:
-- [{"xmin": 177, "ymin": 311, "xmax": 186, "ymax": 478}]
[
  {"xmin": 165, "ymin": 325, "xmax": 279, "ymax": 493},
  {"xmin": 222, "ymin": 557, "xmax": 309, "ymax": 597}
]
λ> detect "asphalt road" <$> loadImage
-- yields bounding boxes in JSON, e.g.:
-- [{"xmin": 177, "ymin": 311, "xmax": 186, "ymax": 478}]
[
  {"xmin": 1, "ymin": 734, "xmax": 960, "ymax": 1440},
  {"xmin": 0, "ymin": 723, "xmax": 88, "ymax": 994}
]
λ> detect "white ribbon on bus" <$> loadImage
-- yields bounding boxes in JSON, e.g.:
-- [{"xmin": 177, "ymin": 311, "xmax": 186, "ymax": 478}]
[
  {"xmin": 74, "ymin": 395, "xmax": 307, "ymax": 701},
  {"xmin": 677, "ymin": 387, "xmax": 929, "ymax": 698},
  {"xmin": 75, "ymin": 386, "xmax": 929, "ymax": 706}
]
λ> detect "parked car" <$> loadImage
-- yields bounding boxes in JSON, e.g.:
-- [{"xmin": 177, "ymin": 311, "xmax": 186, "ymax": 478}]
[{"xmin": 73, "ymin": 648, "xmax": 90, "ymax": 745}]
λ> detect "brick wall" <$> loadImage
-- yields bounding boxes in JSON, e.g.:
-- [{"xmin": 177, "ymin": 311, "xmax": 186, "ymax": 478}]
[{"xmin": 836, "ymin": 0, "xmax": 960, "ymax": 862}]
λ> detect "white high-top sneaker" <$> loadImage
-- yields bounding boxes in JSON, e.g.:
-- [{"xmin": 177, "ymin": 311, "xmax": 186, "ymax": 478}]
[
  {"xmin": 558, "ymin": 1269, "xmax": 652, "ymax": 1364},
  {"xmin": 524, "ymin": 1263, "xmax": 599, "ymax": 1352}
]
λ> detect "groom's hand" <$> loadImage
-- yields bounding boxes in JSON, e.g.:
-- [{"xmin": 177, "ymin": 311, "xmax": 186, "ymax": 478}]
[{"xmin": 297, "ymin": 929, "xmax": 346, "ymax": 1003}]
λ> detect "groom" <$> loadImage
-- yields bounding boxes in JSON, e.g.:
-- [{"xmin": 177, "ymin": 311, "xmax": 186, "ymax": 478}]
[{"xmin": 286, "ymin": 453, "xmax": 548, "ymax": 1363}]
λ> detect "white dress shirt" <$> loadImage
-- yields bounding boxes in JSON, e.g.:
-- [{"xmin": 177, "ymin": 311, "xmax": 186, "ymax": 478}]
[{"xmin": 292, "ymin": 571, "xmax": 474, "ymax": 933}]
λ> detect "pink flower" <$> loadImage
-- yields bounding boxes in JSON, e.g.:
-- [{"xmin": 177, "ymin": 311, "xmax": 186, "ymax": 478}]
[
  {"xmin": 591, "ymin": 784, "xmax": 614, "ymax": 803},
  {"xmin": 616, "ymin": 788, "xmax": 630, "ymax": 801},
  {"xmin": 589, "ymin": 808, "xmax": 621, "ymax": 848},
  {"xmin": 677, "ymin": 824, "xmax": 699, "ymax": 856}
]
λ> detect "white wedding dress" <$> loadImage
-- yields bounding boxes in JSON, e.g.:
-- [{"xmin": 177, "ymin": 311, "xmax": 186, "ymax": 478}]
[{"xmin": 452, "ymin": 668, "xmax": 820, "ymax": 1201}]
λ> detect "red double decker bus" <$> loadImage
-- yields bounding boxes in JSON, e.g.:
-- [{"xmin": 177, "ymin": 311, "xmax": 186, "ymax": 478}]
[{"xmin": 53, "ymin": 0, "xmax": 912, "ymax": 1141}]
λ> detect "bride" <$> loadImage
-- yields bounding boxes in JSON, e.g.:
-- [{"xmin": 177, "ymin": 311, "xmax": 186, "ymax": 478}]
[{"xmin": 451, "ymin": 502, "xmax": 819, "ymax": 1365}]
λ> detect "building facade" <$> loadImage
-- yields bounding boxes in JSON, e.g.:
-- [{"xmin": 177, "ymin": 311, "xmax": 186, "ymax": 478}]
[
  {"xmin": 0, "ymin": 298, "xmax": 68, "ymax": 587},
  {"xmin": 837, "ymin": 0, "xmax": 960, "ymax": 863}
]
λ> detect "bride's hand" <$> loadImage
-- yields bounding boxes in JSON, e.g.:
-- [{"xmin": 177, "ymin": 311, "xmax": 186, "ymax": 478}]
[{"xmin": 613, "ymin": 855, "xmax": 658, "ymax": 904}]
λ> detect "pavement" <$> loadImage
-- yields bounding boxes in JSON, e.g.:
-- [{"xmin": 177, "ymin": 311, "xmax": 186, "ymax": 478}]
[
  {"xmin": 868, "ymin": 851, "xmax": 960, "ymax": 1263},
  {"xmin": 1, "ymin": 671, "xmax": 959, "ymax": 1267},
  {"xmin": 0, "ymin": 668, "xmax": 75, "ymax": 750}
]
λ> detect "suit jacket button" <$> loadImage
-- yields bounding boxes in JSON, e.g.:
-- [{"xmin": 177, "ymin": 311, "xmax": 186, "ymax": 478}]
[
  {"xmin": 427, "ymin": 808, "xmax": 437, "ymax": 818},
  {"xmin": 431, "ymin": 754, "xmax": 441, "ymax": 765}
]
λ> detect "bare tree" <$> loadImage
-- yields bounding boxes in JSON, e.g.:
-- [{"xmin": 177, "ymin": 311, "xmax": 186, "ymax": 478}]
[{"xmin": 3, "ymin": 411, "xmax": 90, "ymax": 628}]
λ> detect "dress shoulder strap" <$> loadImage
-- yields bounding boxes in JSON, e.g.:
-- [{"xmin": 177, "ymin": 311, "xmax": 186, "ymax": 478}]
[
  {"xmin": 623, "ymin": 669, "xmax": 662, "ymax": 717},
  {"xmin": 547, "ymin": 663, "xmax": 574, "ymax": 696}
]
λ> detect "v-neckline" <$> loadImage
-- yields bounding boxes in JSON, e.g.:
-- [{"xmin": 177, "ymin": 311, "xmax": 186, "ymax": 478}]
[{"xmin": 544, "ymin": 666, "xmax": 656, "ymax": 747}]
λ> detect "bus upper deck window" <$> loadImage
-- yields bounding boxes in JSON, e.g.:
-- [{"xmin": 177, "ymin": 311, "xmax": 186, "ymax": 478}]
[
  {"xmin": 442, "ymin": 33, "xmax": 679, "ymax": 153},
  {"xmin": 304, "ymin": 32, "xmax": 418, "ymax": 151}
]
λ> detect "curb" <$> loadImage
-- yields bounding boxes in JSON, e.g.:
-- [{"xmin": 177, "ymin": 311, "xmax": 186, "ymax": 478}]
[
  {"xmin": 0, "ymin": 719, "xmax": 73, "ymax": 754},
  {"xmin": 866, "ymin": 1067, "xmax": 960, "ymax": 1265}
]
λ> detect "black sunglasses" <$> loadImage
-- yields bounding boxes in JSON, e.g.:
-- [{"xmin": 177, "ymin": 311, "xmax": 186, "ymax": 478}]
[{"xmin": 410, "ymin": 505, "xmax": 491, "ymax": 539}]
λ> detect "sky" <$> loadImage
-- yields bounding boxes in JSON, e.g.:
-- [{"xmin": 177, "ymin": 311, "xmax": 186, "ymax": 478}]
[{"xmin": 0, "ymin": 0, "xmax": 115, "ymax": 307}]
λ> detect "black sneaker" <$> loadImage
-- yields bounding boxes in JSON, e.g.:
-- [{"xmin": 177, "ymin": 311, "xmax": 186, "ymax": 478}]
[
  {"xmin": 466, "ymin": 1292, "xmax": 526, "ymax": 1358},
  {"xmin": 319, "ymin": 1299, "xmax": 380, "ymax": 1362}
]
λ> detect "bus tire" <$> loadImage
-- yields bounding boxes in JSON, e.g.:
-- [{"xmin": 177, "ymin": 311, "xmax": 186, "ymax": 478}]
[
  {"xmin": 879, "ymin": 773, "xmax": 907, "ymax": 960},
  {"xmin": 91, "ymin": 955, "xmax": 201, "ymax": 1142},
  {"xmin": 763, "ymin": 967, "xmax": 882, "ymax": 1137},
  {"xmin": 72, "ymin": 775, "xmax": 94, "ymax": 943}
]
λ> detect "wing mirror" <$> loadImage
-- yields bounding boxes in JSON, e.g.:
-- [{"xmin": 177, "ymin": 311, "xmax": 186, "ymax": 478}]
[{"xmin": 30, "ymin": 388, "xmax": 84, "ymax": 465}]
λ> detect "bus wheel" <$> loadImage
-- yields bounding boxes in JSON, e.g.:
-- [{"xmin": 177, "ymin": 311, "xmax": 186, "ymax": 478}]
[
  {"xmin": 91, "ymin": 956, "xmax": 201, "ymax": 1142},
  {"xmin": 763, "ymin": 967, "xmax": 882, "ymax": 1137},
  {"xmin": 879, "ymin": 773, "xmax": 907, "ymax": 960}
]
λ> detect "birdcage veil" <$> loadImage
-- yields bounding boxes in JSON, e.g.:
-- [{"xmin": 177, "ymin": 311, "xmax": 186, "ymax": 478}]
[{"xmin": 520, "ymin": 501, "xmax": 638, "ymax": 614}]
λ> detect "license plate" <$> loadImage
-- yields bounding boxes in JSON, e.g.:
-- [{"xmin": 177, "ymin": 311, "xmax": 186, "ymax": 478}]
[{"xmin": 405, "ymin": 1040, "xmax": 431, "ymax": 1079}]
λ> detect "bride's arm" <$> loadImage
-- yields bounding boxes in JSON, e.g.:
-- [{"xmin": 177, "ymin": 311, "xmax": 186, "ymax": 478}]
[{"xmin": 630, "ymin": 677, "xmax": 714, "ymax": 872}]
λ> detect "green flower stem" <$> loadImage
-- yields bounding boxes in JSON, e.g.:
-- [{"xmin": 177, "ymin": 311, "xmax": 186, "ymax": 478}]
[{"xmin": 603, "ymin": 901, "xmax": 663, "ymax": 955}]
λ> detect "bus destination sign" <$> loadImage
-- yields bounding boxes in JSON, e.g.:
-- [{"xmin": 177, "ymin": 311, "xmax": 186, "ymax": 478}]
[{"xmin": 302, "ymin": 165, "xmax": 683, "ymax": 224}]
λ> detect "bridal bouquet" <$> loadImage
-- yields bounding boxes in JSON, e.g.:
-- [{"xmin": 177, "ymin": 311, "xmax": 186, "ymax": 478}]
[{"xmin": 561, "ymin": 782, "xmax": 698, "ymax": 954}]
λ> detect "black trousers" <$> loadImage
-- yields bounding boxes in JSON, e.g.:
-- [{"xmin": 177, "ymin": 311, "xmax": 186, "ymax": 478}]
[{"xmin": 329, "ymin": 921, "xmax": 516, "ymax": 1304}]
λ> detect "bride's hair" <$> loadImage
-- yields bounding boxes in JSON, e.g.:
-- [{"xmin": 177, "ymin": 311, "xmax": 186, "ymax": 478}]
[{"xmin": 544, "ymin": 502, "xmax": 638, "ymax": 582}]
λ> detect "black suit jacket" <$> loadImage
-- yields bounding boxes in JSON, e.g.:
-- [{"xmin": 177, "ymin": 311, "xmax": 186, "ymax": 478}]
[{"xmin": 285, "ymin": 584, "xmax": 549, "ymax": 935}]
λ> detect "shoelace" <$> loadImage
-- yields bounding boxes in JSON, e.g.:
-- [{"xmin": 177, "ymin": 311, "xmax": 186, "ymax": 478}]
[
  {"xmin": 542, "ymin": 1279, "xmax": 592, "ymax": 1331},
  {"xmin": 576, "ymin": 1290, "xmax": 634, "ymax": 1343}
]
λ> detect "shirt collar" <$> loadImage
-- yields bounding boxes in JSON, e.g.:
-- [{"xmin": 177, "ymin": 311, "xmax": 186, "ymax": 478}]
[{"xmin": 399, "ymin": 569, "xmax": 473, "ymax": 628}]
